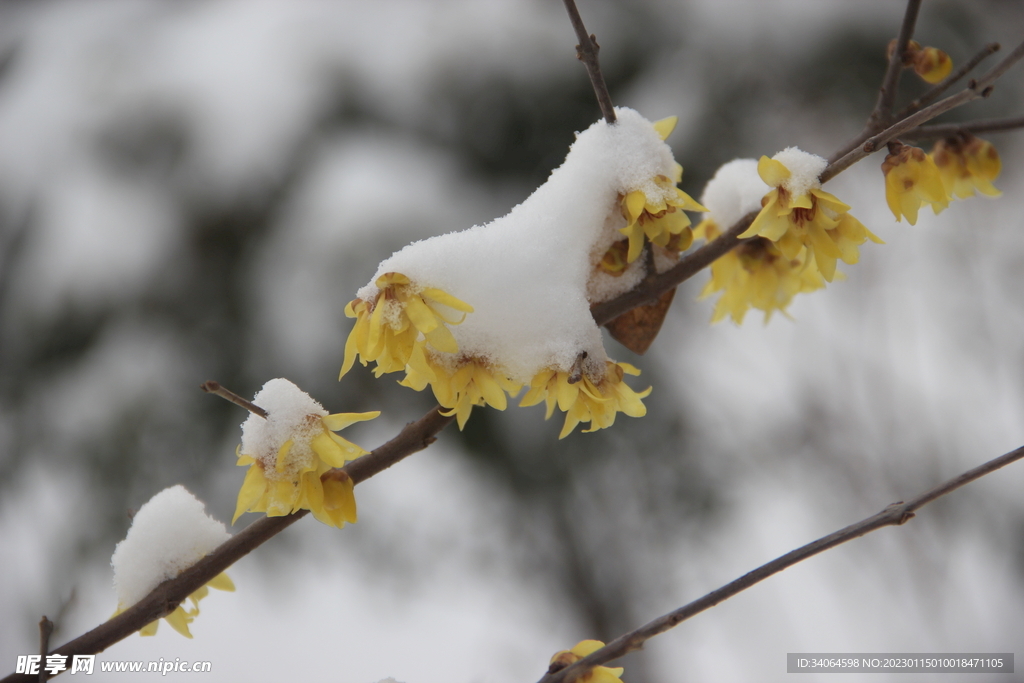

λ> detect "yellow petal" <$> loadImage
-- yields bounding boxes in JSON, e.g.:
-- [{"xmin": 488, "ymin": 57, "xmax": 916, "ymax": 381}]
[
  {"xmin": 758, "ymin": 156, "xmax": 791, "ymax": 187},
  {"xmin": 474, "ymin": 366, "xmax": 508, "ymax": 410},
  {"xmin": 653, "ymin": 115, "xmax": 678, "ymax": 141},
  {"xmin": 164, "ymin": 607, "xmax": 193, "ymax": 639},
  {"xmin": 625, "ymin": 191, "xmax": 646, "ymax": 223},
  {"xmin": 274, "ymin": 439, "xmax": 293, "ymax": 474},
  {"xmin": 207, "ymin": 572, "xmax": 235, "ymax": 592},
  {"xmin": 421, "ymin": 287, "xmax": 474, "ymax": 313},
  {"xmin": 425, "ymin": 323, "xmax": 460, "ymax": 354},
  {"xmin": 233, "ymin": 465, "xmax": 267, "ymax": 524},
  {"xmin": 322, "ymin": 411, "xmax": 380, "ymax": 432},
  {"xmin": 139, "ymin": 620, "xmax": 159, "ymax": 637},
  {"xmin": 404, "ymin": 295, "xmax": 440, "ymax": 333}
]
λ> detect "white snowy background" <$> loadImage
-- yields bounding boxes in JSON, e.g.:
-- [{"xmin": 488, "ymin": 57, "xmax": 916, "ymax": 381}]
[{"xmin": 1, "ymin": 1, "xmax": 1023, "ymax": 682}]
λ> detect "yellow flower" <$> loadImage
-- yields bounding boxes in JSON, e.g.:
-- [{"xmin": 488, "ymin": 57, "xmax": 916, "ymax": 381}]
[
  {"xmin": 913, "ymin": 45, "xmax": 953, "ymax": 84},
  {"xmin": 341, "ymin": 272, "xmax": 473, "ymax": 379},
  {"xmin": 739, "ymin": 154, "xmax": 882, "ymax": 281},
  {"xmin": 888, "ymin": 40, "xmax": 953, "ymax": 84},
  {"xmin": 113, "ymin": 573, "xmax": 235, "ymax": 639},
  {"xmin": 882, "ymin": 141, "xmax": 950, "ymax": 224},
  {"xmin": 617, "ymin": 116, "xmax": 706, "ymax": 263},
  {"xmin": 697, "ymin": 218, "xmax": 825, "ymax": 324},
  {"xmin": 234, "ymin": 410, "xmax": 379, "ymax": 528},
  {"xmin": 548, "ymin": 640, "xmax": 624, "ymax": 683},
  {"xmin": 931, "ymin": 134, "xmax": 1002, "ymax": 199},
  {"xmin": 520, "ymin": 361, "xmax": 650, "ymax": 439},
  {"xmin": 400, "ymin": 350, "xmax": 522, "ymax": 430}
]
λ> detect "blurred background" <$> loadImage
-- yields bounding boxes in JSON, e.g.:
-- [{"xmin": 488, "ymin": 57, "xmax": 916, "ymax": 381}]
[{"xmin": 1, "ymin": 1, "xmax": 1023, "ymax": 681}]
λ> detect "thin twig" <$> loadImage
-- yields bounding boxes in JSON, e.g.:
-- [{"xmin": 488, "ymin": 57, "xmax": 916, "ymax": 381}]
[
  {"xmin": 868, "ymin": 0, "xmax": 922, "ymax": 130},
  {"xmin": 38, "ymin": 618, "xmax": 52, "ymax": 683},
  {"xmin": 895, "ymin": 42, "xmax": 1001, "ymax": 120},
  {"xmin": 0, "ymin": 405, "xmax": 454, "ymax": 683},
  {"xmin": 901, "ymin": 115, "xmax": 1024, "ymax": 141},
  {"xmin": 537, "ymin": 444, "xmax": 1024, "ymax": 683},
  {"xmin": 562, "ymin": 0, "xmax": 616, "ymax": 124},
  {"xmin": 200, "ymin": 380, "xmax": 268, "ymax": 418}
]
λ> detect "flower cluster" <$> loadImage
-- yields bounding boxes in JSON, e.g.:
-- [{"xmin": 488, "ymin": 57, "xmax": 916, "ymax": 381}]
[
  {"xmin": 234, "ymin": 379, "xmax": 378, "ymax": 529},
  {"xmin": 548, "ymin": 640, "xmax": 624, "ymax": 683},
  {"xmin": 695, "ymin": 216, "xmax": 825, "ymax": 324},
  {"xmin": 738, "ymin": 149, "xmax": 882, "ymax": 283},
  {"xmin": 341, "ymin": 109, "xmax": 704, "ymax": 436},
  {"xmin": 882, "ymin": 135, "xmax": 1002, "ymax": 224},
  {"xmin": 931, "ymin": 133, "xmax": 1002, "ymax": 199},
  {"xmin": 617, "ymin": 116, "xmax": 706, "ymax": 263}
]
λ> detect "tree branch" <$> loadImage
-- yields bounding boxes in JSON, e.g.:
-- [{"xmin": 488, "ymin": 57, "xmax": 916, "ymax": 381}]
[
  {"xmin": 537, "ymin": 444, "xmax": 1024, "ymax": 683},
  {"xmin": 900, "ymin": 115, "xmax": 1024, "ymax": 141},
  {"xmin": 869, "ymin": 0, "xmax": 922, "ymax": 130},
  {"xmin": 0, "ymin": 405, "xmax": 454, "ymax": 683},
  {"xmin": 562, "ymin": 0, "xmax": 616, "ymax": 124},
  {"xmin": 199, "ymin": 380, "xmax": 268, "ymax": 418}
]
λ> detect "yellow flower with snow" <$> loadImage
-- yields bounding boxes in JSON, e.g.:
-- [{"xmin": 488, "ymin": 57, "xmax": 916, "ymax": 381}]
[
  {"xmin": 696, "ymin": 218, "xmax": 825, "ymax": 324},
  {"xmin": 520, "ymin": 360, "xmax": 650, "ymax": 439},
  {"xmin": 548, "ymin": 640, "xmax": 624, "ymax": 683},
  {"xmin": 234, "ymin": 379, "xmax": 378, "ymax": 529},
  {"xmin": 618, "ymin": 116, "xmax": 706, "ymax": 263},
  {"xmin": 931, "ymin": 134, "xmax": 1002, "ymax": 199},
  {"xmin": 113, "ymin": 574, "xmax": 235, "ymax": 638},
  {"xmin": 739, "ymin": 149, "xmax": 881, "ymax": 282},
  {"xmin": 341, "ymin": 272, "xmax": 473, "ymax": 379},
  {"xmin": 110, "ymin": 485, "xmax": 234, "ymax": 638},
  {"xmin": 400, "ymin": 352, "xmax": 523, "ymax": 430},
  {"xmin": 882, "ymin": 141, "xmax": 950, "ymax": 224}
]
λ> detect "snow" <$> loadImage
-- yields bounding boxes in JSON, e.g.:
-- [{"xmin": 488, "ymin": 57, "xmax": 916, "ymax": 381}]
[
  {"xmin": 772, "ymin": 146, "xmax": 827, "ymax": 196},
  {"xmin": 111, "ymin": 486, "xmax": 231, "ymax": 610},
  {"xmin": 699, "ymin": 158, "xmax": 769, "ymax": 230},
  {"xmin": 239, "ymin": 378, "xmax": 328, "ymax": 479},
  {"xmin": 357, "ymin": 107, "xmax": 679, "ymax": 382}
]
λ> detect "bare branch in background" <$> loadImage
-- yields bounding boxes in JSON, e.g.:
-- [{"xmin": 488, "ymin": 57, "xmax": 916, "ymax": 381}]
[
  {"xmin": 199, "ymin": 380, "xmax": 268, "ymax": 419},
  {"xmin": 902, "ymin": 115, "xmax": 1024, "ymax": 141},
  {"xmin": 38, "ymin": 618, "xmax": 53, "ymax": 683},
  {"xmin": 562, "ymin": 0, "xmax": 616, "ymax": 124},
  {"xmin": 537, "ymin": 444, "xmax": 1024, "ymax": 683}
]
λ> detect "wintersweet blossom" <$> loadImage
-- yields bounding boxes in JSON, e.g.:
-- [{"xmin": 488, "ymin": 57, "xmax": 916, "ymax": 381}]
[
  {"xmin": 344, "ymin": 108, "xmax": 677, "ymax": 436},
  {"xmin": 400, "ymin": 353, "xmax": 523, "ymax": 429},
  {"xmin": 695, "ymin": 218, "xmax": 825, "ymax": 324},
  {"xmin": 110, "ymin": 486, "xmax": 234, "ymax": 638},
  {"xmin": 341, "ymin": 272, "xmax": 473, "ymax": 379},
  {"xmin": 618, "ymin": 117, "xmax": 705, "ymax": 263},
  {"xmin": 548, "ymin": 640, "xmax": 624, "ymax": 683},
  {"xmin": 739, "ymin": 149, "xmax": 881, "ymax": 282},
  {"xmin": 114, "ymin": 573, "xmax": 236, "ymax": 638},
  {"xmin": 234, "ymin": 379, "xmax": 378, "ymax": 528},
  {"xmin": 931, "ymin": 134, "xmax": 1002, "ymax": 199},
  {"xmin": 882, "ymin": 141, "xmax": 949, "ymax": 224},
  {"xmin": 889, "ymin": 40, "xmax": 953, "ymax": 84},
  {"xmin": 520, "ymin": 360, "xmax": 650, "ymax": 439}
]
